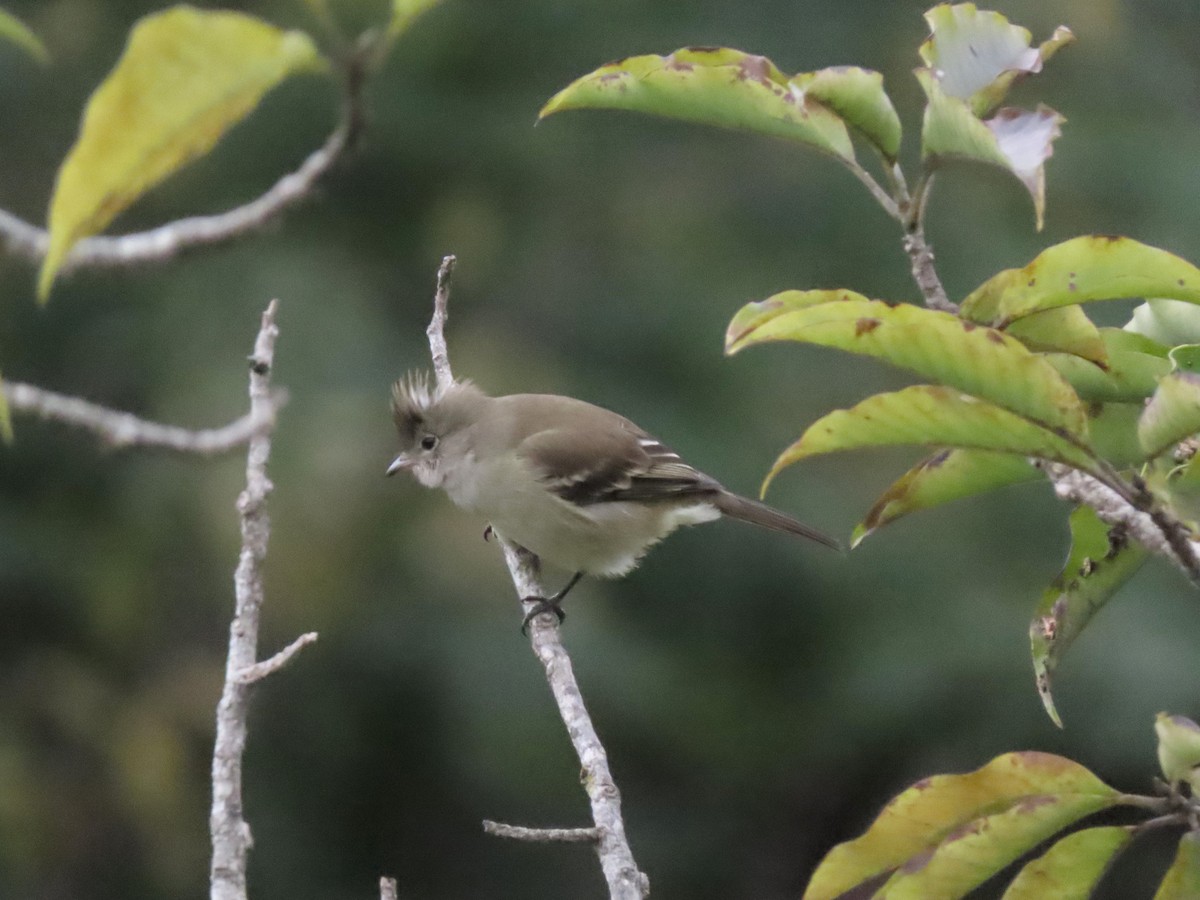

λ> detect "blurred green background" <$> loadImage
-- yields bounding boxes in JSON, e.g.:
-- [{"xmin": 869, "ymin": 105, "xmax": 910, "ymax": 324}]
[{"xmin": 1, "ymin": 1, "xmax": 1199, "ymax": 897}]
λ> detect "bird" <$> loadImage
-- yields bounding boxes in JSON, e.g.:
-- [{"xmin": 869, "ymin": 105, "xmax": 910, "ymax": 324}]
[{"xmin": 387, "ymin": 374, "xmax": 839, "ymax": 627}]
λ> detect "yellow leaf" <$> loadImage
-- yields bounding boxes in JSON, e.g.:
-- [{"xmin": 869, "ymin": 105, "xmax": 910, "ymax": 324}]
[{"xmin": 39, "ymin": 6, "xmax": 325, "ymax": 300}]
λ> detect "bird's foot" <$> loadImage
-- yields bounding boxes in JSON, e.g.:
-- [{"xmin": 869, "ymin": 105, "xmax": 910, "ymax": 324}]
[
  {"xmin": 483, "ymin": 525, "xmax": 493, "ymax": 542},
  {"xmin": 520, "ymin": 596, "xmax": 566, "ymax": 635}
]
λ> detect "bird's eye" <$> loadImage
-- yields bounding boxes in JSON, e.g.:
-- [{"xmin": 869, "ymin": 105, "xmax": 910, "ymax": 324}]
[{"xmin": 420, "ymin": 434, "xmax": 438, "ymax": 451}]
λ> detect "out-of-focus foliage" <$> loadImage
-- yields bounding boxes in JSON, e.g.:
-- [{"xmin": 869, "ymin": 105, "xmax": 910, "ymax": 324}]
[
  {"xmin": 3, "ymin": 1, "xmax": 1200, "ymax": 899},
  {"xmin": 38, "ymin": 7, "xmax": 325, "ymax": 299}
]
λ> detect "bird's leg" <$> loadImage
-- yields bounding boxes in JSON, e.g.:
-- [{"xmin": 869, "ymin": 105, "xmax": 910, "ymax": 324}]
[{"xmin": 521, "ymin": 571, "xmax": 583, "ymax": 634}]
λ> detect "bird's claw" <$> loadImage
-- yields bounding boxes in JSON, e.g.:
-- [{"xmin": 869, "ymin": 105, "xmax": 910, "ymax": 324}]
[
  {"xmin": 483, "ymin": 525, "xmax": 493, "ymax": 542},
  {"xmin": 520, "ymin": 596, "xmax": 565, "ymax": 635}
]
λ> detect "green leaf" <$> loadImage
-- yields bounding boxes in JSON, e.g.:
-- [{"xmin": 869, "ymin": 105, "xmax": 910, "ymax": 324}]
[
  {"xmin": 1045, "ymin": 328, "xmax": 1171, "ymax": 404},
  {"xmin": 0, "ymin": 375, "xmax": 11, "ymax": 444},
  {"xmin": 961, "ymin": 236, "xmax": 1200, "ymax": 327},
  {"xmin": 1139, "ymin": 371, "xmax": 1200, "ymax": 459},
  {"xmin": 727, "ymin": 296, "xmax": 1088, "ymax": 437},
  {"xmin": 388, "ymin": 0, "xmax": 443, "ymax": 41},
  {"xmin": 1155, "ymin": 833, "xmax": 1200, "ymax": 900},
  {"xmin": 853, "ymin": 449, "xmax": 1037, "ymax": 546},
  {"xmin": 1087, "ymin": 403, "xmax": 1146, "ymax": 466},
  {"xmin": 1004, "ymin": 305, "xmax": 1106, "ymax": 363},
  {"xmin": 1001, "ymin": 826, "xmax": 1133, "ymax": 900},
  {"xmin": 790, "ymin": 66, "xmax": 901, "ymax": 159},
  {"xmin": 725, "ymin": 289, "xmax": 873, "ymax": 340},
  {"xmin": 919, "ymin": 4, "xmax": 1073, "ymax": 116},
  {"xmin": 540, "ymin": 48, "xmax": 855, "ymax": 162},
  {"xmin": 803, "ymin": 751, "xmax": 1121, "ymax": 900},
  {"xmin": 765, "ymin": 385, "xmax": 1101, "ymax": 494},
  {"xmin": 1129, "ymin": 299, "xmax": 1200, "ymax": 348},
  {"xmin": 1031, "ymin": 506, "xmax": 1148, "ymax": 727},
  {"xmin": 1155, "ymin": 713, "xmax": 1200, "ymax": 791},
  {"xmin": 0, "ymin": 7, "xmax": 47, "ymax": 63},
  {"xmin": 38, "ymin": 7, "xmax": 325, "ymax": 300},
  {"xmin": 915, "ymin": 69, "xmax": 1062, "ymax": 231}
]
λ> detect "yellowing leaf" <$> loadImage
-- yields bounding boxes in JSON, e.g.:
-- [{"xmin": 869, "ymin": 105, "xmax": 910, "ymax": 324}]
[
  {"xmin": 853, "ymin": 449, "xmax": 1037, "ymax": 546},
  {"xmin": 388, "ymin": 0, "xmax": 444, "ymax": 41},
  {"xmin": 1155, "ymin": 713, "xmax": 1200, "ymax": 791},
  {"xmin": 764, "ymin": 385, "xmax": 1101, "ymax": 495},
  {"xmin": 1001, "ymin": 826, "xmax": 1133, "ymax": 900},
  {"xmin": 39, "ymin": 7, "xmax": 325, "ymax": 299},
  {"xmin": 1030, "ymin": 506, "xmax": 1147, "ymax": 727},
  {"xmin": 727, "ymin": 296, "xmax": 1088, "ymax": 437},
  {"xmin": 540, "ymin": 48, "xmax": 855, "ymax": 162},
  {"xmin": 803, "ymin": 751, "xmax": 1120, "ymax": 900},
  {"xmin": 1155, "ymin": 833, "xmax": 1200, "ymax": 900},
  {"xmin": 790, "ymin": 66, "xmax": 901, "ymax": 160},
  {"xmin": 961, "ymin": 236, "xmax": 1200, "ymax": 327},
  {"xmin": 1004, "ymin": 305, "xmax": 1106, "ymax": 364},
  {"xmin": 0, "ymin": 7, "xmax": 48, "ymax": 63}
]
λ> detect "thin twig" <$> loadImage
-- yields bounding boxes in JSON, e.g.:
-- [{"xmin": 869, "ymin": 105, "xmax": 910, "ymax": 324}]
[
  {"xmin": 210, "ymin": 301, "xmax": 316, "ymax": 900},
  {"xmin": 902, "ymin": 222, "xmax": 956, "ymax": 313},
  {"xmin": 427, "ymin": 255, "xmax": 456, "ymax": 391},
  {"xmin": 235, "ymin": 632, "xmax": 319, "ymax": 685},
  {"xmin": 2, "ymin": 380, "xmax": 284, "ymax": 453},
  {"xmin": 845, "ymin": 161, "xmax": 900, "ymax": 219},
  {"xmin": 483, "ymin": 820, "xmax": 601, "ymax": 843},
  {"xmin": 379, "ymin": 877, "xmax": 399, "ymax": 900},
  {"xmin": 0, "ymin": 57, "xmax": 367, "ymax": 274},
  {"xmin": 421, "ymin": 260, "xmax": 650, "ymax": 900}
]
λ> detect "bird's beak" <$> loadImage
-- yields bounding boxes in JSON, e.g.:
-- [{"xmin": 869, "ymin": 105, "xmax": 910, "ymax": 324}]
[{"xmin": 386, "ymin": 453, "xmax": 415, "ymax": 477}]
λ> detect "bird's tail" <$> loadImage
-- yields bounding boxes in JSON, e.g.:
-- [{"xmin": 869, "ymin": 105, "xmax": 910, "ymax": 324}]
[{"xmin": 715, "ymin": 491, "xmax": 842, "ymax": 551}]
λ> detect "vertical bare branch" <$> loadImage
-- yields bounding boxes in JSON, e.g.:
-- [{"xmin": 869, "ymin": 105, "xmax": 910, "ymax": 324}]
[
  {"xmin": 421, "ymin": 260, "xmax": 650, "ymax": 899},
  {"xmin": 427, "ymin": 255, "xmax": 457, "ymax": 391},
  {"xmin": 210, "ymin": 301, "xmax": 316, "ymax": 900}
]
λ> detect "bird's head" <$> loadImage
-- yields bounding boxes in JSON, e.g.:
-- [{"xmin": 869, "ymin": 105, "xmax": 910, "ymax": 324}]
[{"xmin": 387, "ymin": 374, "xmax": 486, "ymax": 488}]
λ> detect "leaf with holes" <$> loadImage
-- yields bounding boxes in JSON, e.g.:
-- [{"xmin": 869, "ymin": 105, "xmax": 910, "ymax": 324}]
[
  {"xmin": 765, "ymin": 385, "xmax": 1102, "ymax": 494},
  {"xmin": 852, "ymin": 449, "xmax": 1037, "ymax": 546},
  {"xmin": 790, "ymin": 66, "xmax": 901, "ymax": 160},
  {"xmin": 1031, "ymin": 506, "xmax": 1147, "ymax": 727},
  {"xmin": 915, "ymin": 69, "xmax": 1063, "ymax": 231},
  {"xmin": 1156, "ymin": 833, "xmax": 1200, "ymax": 900},
  {"xmin": 727, "ymin": 297, "xmax": 1087, "ymax": 436},
  {"xmin": 803, "ymin": 751, "xmax": 1122, "ymax": 900},
  {"xmin": 961, "ymin": 236, "xmax": 1200, "ymax": 327},
  {"xmin": 540, "ymin": 48, "xmax": 855, "ymax": 162},
  {"xmin": 1045, "ymin": 329, "xmax": 1170, "ymax": 404},
  {"xmin": 0, "ymin": 7, "xmax": 47, "ymax": 63},
  {"xmin": 1001, "ymin": 826, "xmax": 1133, "ymax": 900},
  {"xmin": 919, "ymin": 3, "xmax": 1073, "ymax": 116},
  {"xmin": 38, "ymin": 7, "xmax": 325, "ymax": 299}
]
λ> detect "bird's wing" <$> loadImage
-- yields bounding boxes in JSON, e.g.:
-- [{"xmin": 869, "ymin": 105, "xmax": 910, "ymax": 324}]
[{"xmin": 518, "ymin": 424, "xmax": 721, "ymax": 506}]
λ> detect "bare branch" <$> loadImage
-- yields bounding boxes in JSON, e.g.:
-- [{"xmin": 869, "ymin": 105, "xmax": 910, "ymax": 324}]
[
  {"xmin": 379, "ymin": 877, "xmax": 399, "ymax": 900},
  {"xmin": 427, "ymin": 255, "xmax": 457, "ymax": 392},
  {"xmin": 2, "ymin": 380, "xmax": 284, "ymax": 453},
  {"xmin": 421, "ymin": 260, "xmax": 650, "ymax": 900},
  {"xmin": 483, "ymin": 820, "xmax": 601, "ymax": 843},
  {"xmin": 902, "ymin": 223, "xmax": 957, "ymax": 313},
  {"xmin": 1038, "ymin": 462, "xmax": 1200, "ymax": 584},
  {"xmin": 0, "ymin": 62, "xmax": 366, "ymax": 274},
  {"xmin": 211, "ymin": 300, "xmax": 307, "ymax": 900},
  {"xmin": 235, "ymin": 631, "xmax": 319, "ymax": 685}
]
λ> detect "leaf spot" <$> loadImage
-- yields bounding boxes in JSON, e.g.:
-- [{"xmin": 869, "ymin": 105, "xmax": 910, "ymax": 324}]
[{"xmin": 854, "ymin": 317, "xmax": 881, "ymax": 336}]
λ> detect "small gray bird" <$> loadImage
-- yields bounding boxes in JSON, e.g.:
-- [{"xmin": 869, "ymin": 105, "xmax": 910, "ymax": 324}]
[{"xmin": 387, "ymin": 375, "xmax": 839, "ymax": 625}]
